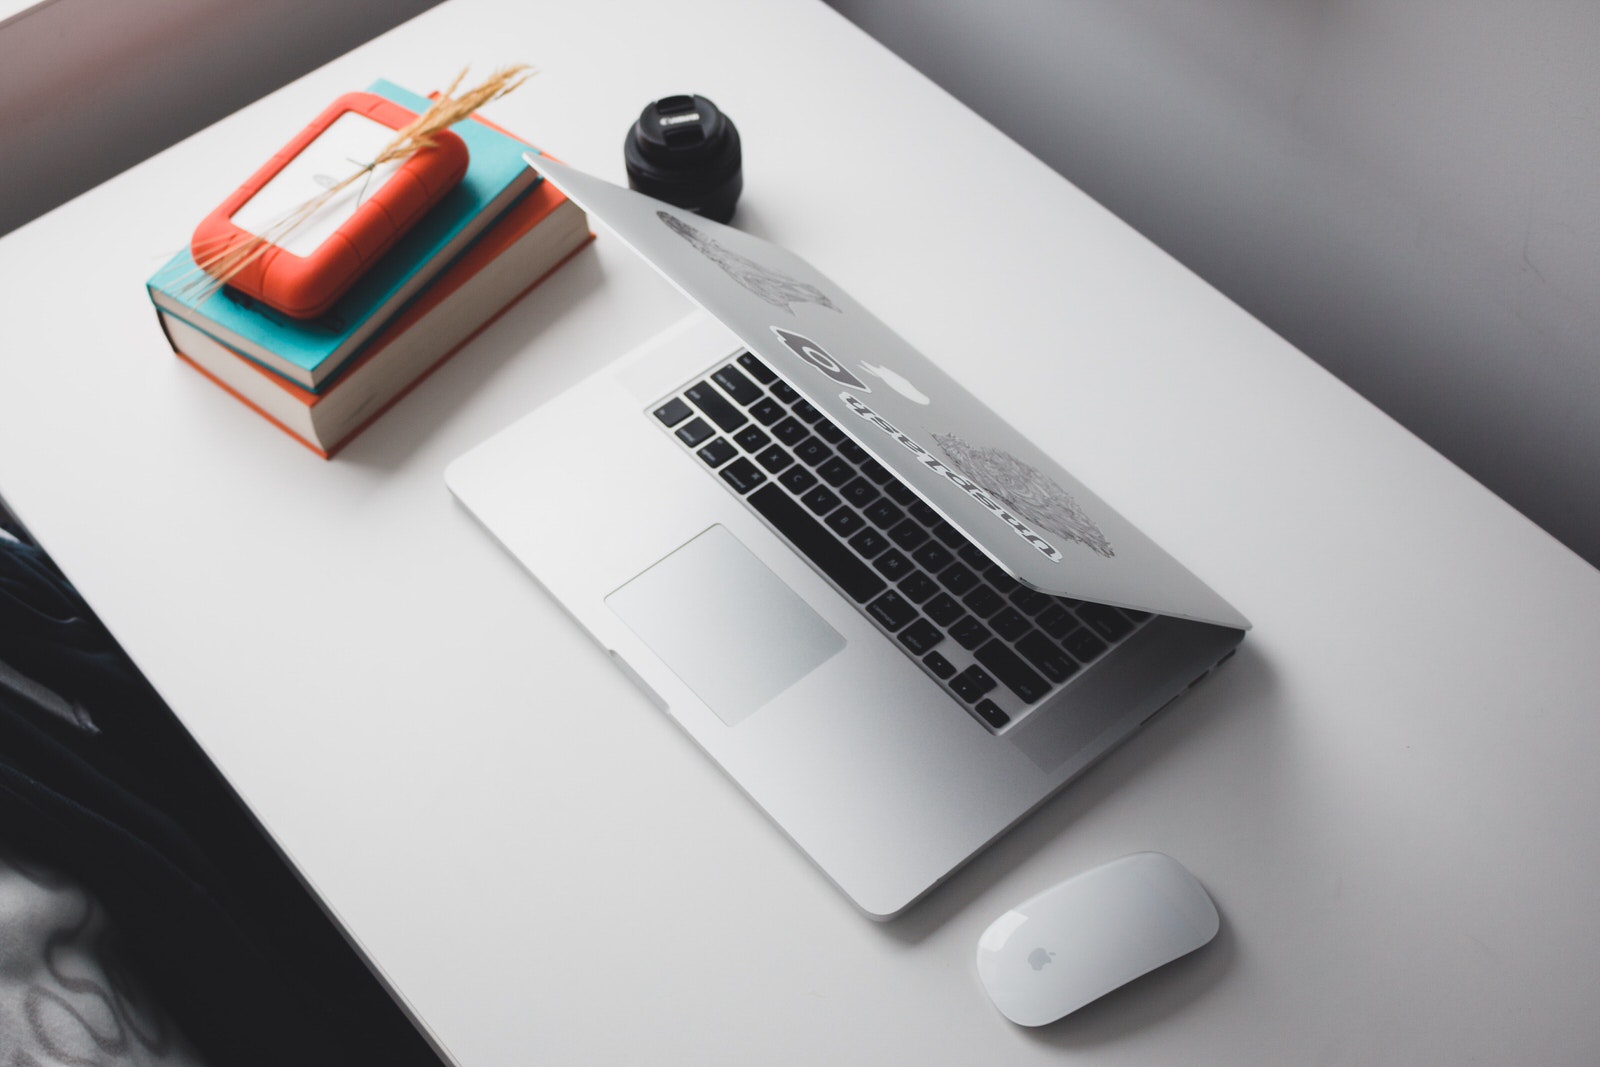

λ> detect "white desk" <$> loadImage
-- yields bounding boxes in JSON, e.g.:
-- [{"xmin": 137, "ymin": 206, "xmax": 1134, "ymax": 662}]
[{"xmin": 3, "ymin": 1, "xmax": 1599, "ymax": 1062}]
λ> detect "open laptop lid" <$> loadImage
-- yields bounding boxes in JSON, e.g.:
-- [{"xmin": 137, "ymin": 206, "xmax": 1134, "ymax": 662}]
[{"xmin": 530, "ymin": 156, "xmax": 1247, "ymax": 629}]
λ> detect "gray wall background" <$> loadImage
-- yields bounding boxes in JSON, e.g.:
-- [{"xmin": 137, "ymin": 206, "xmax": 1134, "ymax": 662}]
[
  {"xmin": 826, "ymin": 0, "xmax": 1600, "ymax": 567},
  {"xmin": 0, "ymin": 0, "xmax": 442, "ymax": 237},
  {"xmin": 3, "ymin": 0, "xmax": 1597, "ymax": 565}
]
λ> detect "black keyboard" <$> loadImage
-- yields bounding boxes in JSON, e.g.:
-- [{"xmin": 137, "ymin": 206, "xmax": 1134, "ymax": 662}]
[{"xmin": 651, "ymin": 351, "xmax": 1152, "ymax": 732}]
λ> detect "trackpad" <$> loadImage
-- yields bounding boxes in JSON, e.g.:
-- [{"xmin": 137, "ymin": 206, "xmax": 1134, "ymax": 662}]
[{"xmin": 605, "ymin": 525, "xmax": 845, "ymax": 726}]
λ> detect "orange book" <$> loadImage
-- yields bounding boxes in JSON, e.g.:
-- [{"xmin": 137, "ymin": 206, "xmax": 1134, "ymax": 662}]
[{"xmin": 159, "ymin": 171, "xmax": 592, "ymax": 457}]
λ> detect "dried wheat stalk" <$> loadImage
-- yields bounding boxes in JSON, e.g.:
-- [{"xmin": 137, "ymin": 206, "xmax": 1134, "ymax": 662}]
[{"xmin": 188, "ymin": 65, "xmax": 532, "ymax": 303}]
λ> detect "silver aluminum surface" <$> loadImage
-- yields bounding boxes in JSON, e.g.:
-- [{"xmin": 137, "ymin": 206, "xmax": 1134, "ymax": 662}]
[{"xmin": 447, "ymin": 314, "xmax": 1244, "ymax": 918}]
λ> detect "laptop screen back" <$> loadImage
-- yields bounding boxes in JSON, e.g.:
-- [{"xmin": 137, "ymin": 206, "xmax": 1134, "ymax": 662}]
[{"xmin": 529, "ymin": 155, "xmax": 1246, "ymax": 629}]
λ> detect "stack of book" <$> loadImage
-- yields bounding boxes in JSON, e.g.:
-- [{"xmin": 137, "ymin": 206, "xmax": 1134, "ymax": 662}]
[{"xmin": 147, "ymin": 80, "xmax": 592, "ymax": 458}]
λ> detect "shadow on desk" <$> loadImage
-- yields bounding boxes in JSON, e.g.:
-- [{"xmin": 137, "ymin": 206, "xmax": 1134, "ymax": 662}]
[
  {"xmin": 334, "ymin": 245, "xmax": 606, "ymax": 473},
  {"xmin": 884, "ymin": 644, "xmax": 1280, "ymax": 944},
  {"xmin": 864, "ymin": 644, "xmax": 1276, "ymax": 1035}
]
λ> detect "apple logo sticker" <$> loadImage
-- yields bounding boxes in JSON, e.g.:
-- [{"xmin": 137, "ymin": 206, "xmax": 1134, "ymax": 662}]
[
  {"xmin": 770, "ymin": 327, "xmax": 868, "ymax": 390},
  {"xmin": 860, "ymin": 362, "xmax": 930, "ymax": 405},
  {"xmin": 1028, "ymin": 947, "xmax": 1055, "ymax": 971}
]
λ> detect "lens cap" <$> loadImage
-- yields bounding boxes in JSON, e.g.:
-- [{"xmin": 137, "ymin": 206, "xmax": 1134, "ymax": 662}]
[{"xmin": 624, "ymin": 94, "xmax": 742, "ymax": 222}]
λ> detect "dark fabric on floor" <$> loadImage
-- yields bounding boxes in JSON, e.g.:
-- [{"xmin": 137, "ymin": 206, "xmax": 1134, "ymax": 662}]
[{"xmin": 0, "ymin": 535, "xmax": 443, "ymax": 1067}]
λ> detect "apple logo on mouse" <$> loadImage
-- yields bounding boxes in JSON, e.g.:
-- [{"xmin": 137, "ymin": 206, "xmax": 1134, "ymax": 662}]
[
  {"xmin": 1027, "ymin": 947, "xmax": 1055, "ymax": 971},
  {"xmin": 859, "ymin": 362, "xmax": 930, "ymax": 405}
]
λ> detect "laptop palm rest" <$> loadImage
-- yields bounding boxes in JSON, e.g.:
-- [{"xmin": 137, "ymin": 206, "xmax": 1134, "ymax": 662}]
[{"xmin": 605, "ymin": 525, "xmax": 845, "ymax": 726}]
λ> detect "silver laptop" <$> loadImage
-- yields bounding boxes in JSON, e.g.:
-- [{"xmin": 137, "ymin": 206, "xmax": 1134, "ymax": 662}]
[{"xmin": 446, "ymin": 156, "xmax": 1249, "ymax": 919}]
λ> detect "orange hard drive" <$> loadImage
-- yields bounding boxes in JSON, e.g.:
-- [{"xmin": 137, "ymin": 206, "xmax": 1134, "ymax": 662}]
[{"xmin": 191, "ymin": 92, "xmax": 468, "ymax": 319}]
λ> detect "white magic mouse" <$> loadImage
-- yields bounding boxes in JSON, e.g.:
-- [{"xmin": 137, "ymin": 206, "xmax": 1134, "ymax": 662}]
[{"xmin": 976, "ymin": 852, "xmax": 1220, "ymax": 1026}]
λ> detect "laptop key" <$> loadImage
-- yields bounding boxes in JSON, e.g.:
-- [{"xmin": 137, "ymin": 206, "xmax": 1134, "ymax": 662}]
[
  {"xmin": 698, "ymin": 438, "xmax": 737, "ymax": 467},
  {"xmin": 825, "ymin": 507, "xmax": 865, "ymax": 537},
  {"xmin": 950, "ymin": 615, "xmax": 990, "ymax": 650},
  {"xmin": 795, "ymin": 437, "xmax": 832, "ymax": 466},
  {"xmin": 734, "ymin": 425, "xmax": 770, "ymax": 452},
  {"xmin": 912, "ymin": 542, "xmax": 954, "ymax": 573},
  {"xmin": 817, "ymin": 457, "xmax": 855, "ymax": 487},
  {"xmin": 962, "ymin": 585, "xmax": 1005, "ymax": 618},
  {"xmin": 676, "ymin": 417, "xmax": 714, "ymax": 447},
  {"xmin": 779, "ymin": 467, "xmax": 818, "ymax": 494},
  {"xmin": 874, "ymin": 549, "xmax": 913, "ymax": 581},
  {"xmin": 990, "ymin": 607, "xmax": 1031, "ymax": 642},
  {"xmin": 748, "ymin": 485, "xmax": 886, "ymax": 603},
  {"xmin": 813, "ymin": 420, "xmax": 846, "ymax": 444},
  {"xmin": 712, "ymin": 365, "xmax": 762, "ymax": 405},
  {"xmin": 749, "ymin": 397, "xmax": 785, "ymax": 425},
  {"xmin": 1076, "ymin": 603, "xmax": 1133, "ymax": 641},
  {"xmin": 1061, "ymin": 627, "xmax": 1108, "ymax": 662},
  {"xmin": 950, "ymin": 665, "xmax": 997, "ymax": 703},
  {"xmin": 884, "ymin": 479, "xmax": 917, "ymax": 506},
  {"xmin": 719, "ymin": 458, "xmax": 767, "ymax": 495},
  {"xmin": 837, "ymin": 439, "xmax": 869, "ymax": 464},
  {"xmin": 737, "ymin": 351, "xmax": 777, "ymax": 383},
  {"xmin": 930, "ymin": 521, "xmax": 965, "ymax": 547},
  {"xmin": 986, "ymin": 567, "xmax": 1021, "ymax": 596},
  {"xmin": 924, "ymin": 593, "xmax": 964, "ymax": 626},
  {"xmin": 1016, "ymin": 632, "xmax": 1079, "ymax": 684},
  {"xmin": 973, "ymin": 699, "xmax": 1010, "ymax": 729},
  {"xmin": 771, "ymin": 380, "xmax": 800, "ymax": 404},
  {"xmin": 1036, "ymin": 604, "xmax": 1076, "ymax": 638},
  {"xmin": 755, "ymin": 445, "xmax": 793, "ymax": 474},
  {"xmin": 849, "ymin": 528, "xmax": 890, "ymax": 558},
  {"xmin": 801, "ymin": 485, "xmax": 841, "ymax": 515},
  {"xmin": 939, "ymin": 563, "xmax": 979, "ymax": 596},
  {"xmin": 864, "ymin": 499, "xmax": 904, "ymax": 528},
  {"xmin": 956, "ymin": 542, "xmax": 989, "ymax": 569},
  {"xmin": 771, "ymin": 416, "xmax": 807, "ymax": 445},
  {"xmin": 1010, "ymin": 587, "xmax": 1052, "ymax": 615},
  {"xmin": 840, "ymin": 478, "xmax": 880, "ymax": 509},
  {"xmin": 653, "ymin": 397, "xmax": 692, "ymax": 426},
  {"xmin": 866, "ymin": 590, "xmax": 916, "ymax": 631},
  {"xmin": 685, "ymin": 381, "xmax": 747, "ymax": 432},
  {"xmin": 923, "ymin": 650, "xmax": 956, "ymax": 679},
  {"xmin": 898, "ymin": 571, "xmax": 939, "ymax": 604},
  {"xmin": 791, "ymin": 399, "xmax": 823, "ymax": 423},
  {"xmin": 859, "ymin": 459, "xmax": 893, "ymax": 484},
  {"xmin": 974, "ymin": 640, "xmax": 1050, "ymax": 704},
  {"xmin": 888, "ymin": 518, "xmax": 928, "ymax": 550},
  {"xmin": 898, "ymin": 618, "xmax": 943, "ymax": 655}
]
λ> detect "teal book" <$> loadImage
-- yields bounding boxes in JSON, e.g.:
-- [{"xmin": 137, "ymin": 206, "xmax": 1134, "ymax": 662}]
[{"xmin": 147, "ymin": 79, "xmax": 541, "ymax": 391}]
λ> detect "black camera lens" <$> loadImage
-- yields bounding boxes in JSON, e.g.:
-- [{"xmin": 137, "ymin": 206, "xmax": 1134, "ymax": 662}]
[{"xmin": 624, "ymin": 94, "xmax": 742, "ymax": 223}]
